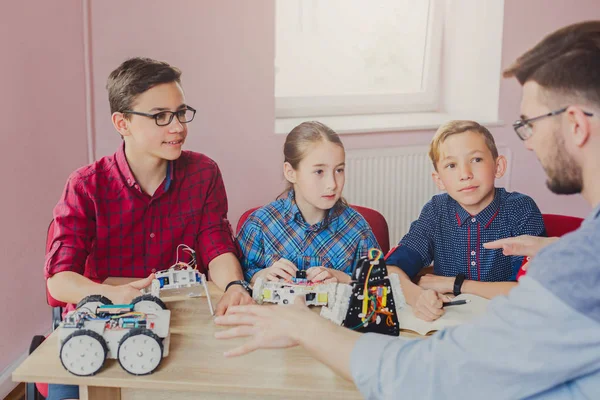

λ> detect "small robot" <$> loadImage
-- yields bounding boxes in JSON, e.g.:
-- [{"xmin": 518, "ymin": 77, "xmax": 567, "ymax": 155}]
[
  {"xmin": 252, "ymin": 249, "xmax": 406, "ymax": 336},
  {"xmin": 252, "ymin": 271, "xmax": 338, "ymax": 306},
  {"xmin": 147, "ymin": 244, "xmax": 214, "ymax": 315},
  {"xmin": 58, "ymin": 294, "xmax": 171, "ymax": 376},
  {"xmin": 252, "ymin": 269, "xmax": 354, "ymax": 321},
  {"xmin": 340, "ymin": 249, "xmax": 406, "ymax": 336}
]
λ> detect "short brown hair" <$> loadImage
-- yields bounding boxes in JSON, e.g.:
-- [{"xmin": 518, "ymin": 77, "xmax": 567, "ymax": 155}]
[
  {"xmin": 107, "ymin": 57, "xmax": 182, "ymax": 115},
  {"xmin": 429, "ymin": 120, "xmax": 498, "ymax": 171},
  {"xmin": 503, "ymin": 21, "xmax": 600, "ymax": 107}
]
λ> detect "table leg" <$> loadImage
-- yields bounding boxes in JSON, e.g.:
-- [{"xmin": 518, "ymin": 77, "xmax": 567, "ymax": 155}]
[{"xmin": 79, "ymin": 385, "xmax": 121, "ymax": 400}]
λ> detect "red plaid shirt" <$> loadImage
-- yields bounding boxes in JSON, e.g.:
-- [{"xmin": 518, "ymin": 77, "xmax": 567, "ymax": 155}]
[{"xmin": 45, "ymin": 144, "xmax": 239, "ymax": 283}]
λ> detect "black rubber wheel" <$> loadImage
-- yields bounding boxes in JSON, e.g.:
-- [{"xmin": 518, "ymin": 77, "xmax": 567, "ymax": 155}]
[
  {"xmin": 117, "ymin": 328, "xmax": 164, "ymax": 375},
  {"xmin": 60, "ymin": 329, "xmax": 108, "ymax": 376},
  {"xmin": 76, "ymin": 294, "xmax": 113, "ymax": 310},
  {"xmin": 131, "ymin": 294, "xmax": 167, "ymax": 311}
]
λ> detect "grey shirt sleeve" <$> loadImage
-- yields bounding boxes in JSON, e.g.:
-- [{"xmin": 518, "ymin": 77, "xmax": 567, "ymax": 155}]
[{"xmin": 350, "ymin": 277, "xmax": 600, "ymax": 400}]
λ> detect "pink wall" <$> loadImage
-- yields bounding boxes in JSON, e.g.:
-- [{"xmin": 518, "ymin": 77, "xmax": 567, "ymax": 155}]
[
  {"xmin": 2, "ymin": 0, "xmax": 599, "ymax": 381},
  {"xmin": 90, "ymin": 0, "xmax": 599, "ymax": 227},
  {"xmin": 0, "ymin": 0, "xmax": 88, "ymax": 383},
  {"xmin": 90, "ymin": 1, "xmax": 282, "ymax": 229}
]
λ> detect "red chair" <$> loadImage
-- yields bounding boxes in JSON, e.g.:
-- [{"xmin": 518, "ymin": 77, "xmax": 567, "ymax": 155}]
[
  {"xmin": 27, "ymin": 220, "xmax": 67, "ymax": 400},
  {"xmin": 236, "ymin": 204, "xmax": 390, "ymax": 254},
  {"xmin": 516, "ymin": 213, "xmax": 584, "ymax": 280}
]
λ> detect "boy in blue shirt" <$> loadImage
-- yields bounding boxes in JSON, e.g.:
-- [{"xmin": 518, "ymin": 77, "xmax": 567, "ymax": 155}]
[{"xmin": 386, "ymin": 120, "xmax": 545, "ymax": 321}]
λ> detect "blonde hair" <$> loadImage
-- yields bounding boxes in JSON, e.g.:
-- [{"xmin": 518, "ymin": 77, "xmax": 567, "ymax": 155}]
[
  {"xmin": 429, "ymin": 120, "xmax": 498, "ymax": 171},
  {"xmin": 280, "ymin": 121, "xmax": 345, "ymax": 198}
]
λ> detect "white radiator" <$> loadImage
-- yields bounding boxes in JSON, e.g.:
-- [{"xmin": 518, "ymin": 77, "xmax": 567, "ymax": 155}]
[{"xmin": 344, "ymin": 145, "xmax": 511, "ymax": 246}]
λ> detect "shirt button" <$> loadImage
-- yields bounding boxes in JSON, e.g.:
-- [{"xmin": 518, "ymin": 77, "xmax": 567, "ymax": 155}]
[
  {"xmin": 471, "ymin": 261, "xmax": 476, "ymax": 266},
  {"xmin": 53, "ymin": 242, "xmax": 59, "ymax": 249},
  {"xmin": 151, "ymin": 268, "xmax": 156, "ymax": 273},
  {"xmin": 127, "ymin": 179, "xmax": 132, "ymax": 185},
  {"xmin": 471, "ymin": 217, "xmax": 476, "ymax": 223},
  {"xmin": 471, "ymin": 251, "xmax": 476, "ymax": 256},
  {"xmin": 150, "ymin": 233, "xmax": 155, "ymax": 238},
  {"xmin": 134, "ymin": 184, "xmax": 139, "ymax": 190}
]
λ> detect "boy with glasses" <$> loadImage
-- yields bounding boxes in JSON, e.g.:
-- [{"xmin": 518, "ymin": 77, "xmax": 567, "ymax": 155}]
[{"xmin": 45, "ymin": 57, "xmax": 252, "ymax": 400}]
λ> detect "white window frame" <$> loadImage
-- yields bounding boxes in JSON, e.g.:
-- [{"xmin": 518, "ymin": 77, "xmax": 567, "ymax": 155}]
[{"xmin": 275, "ymin": 0, "xmax": 505, "ymax": 134}]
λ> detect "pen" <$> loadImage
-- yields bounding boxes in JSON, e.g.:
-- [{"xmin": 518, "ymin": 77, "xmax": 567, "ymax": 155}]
[{"xmin": 442, "ymin": 299, "xmax": 470, "ymax": 307}]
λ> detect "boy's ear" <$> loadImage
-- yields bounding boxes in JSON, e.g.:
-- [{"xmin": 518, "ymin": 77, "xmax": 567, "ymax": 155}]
[
  {"xmin": 431, "ymin": 171, "xmax": 446, "ymax": 191},
  {"xmin": 283, "ymin": 162, "xmax": 296, "ymax": 184},
  {"xmin": 494, "ymin": 155, "xmax": 507, "ymax": 178},
  {"xmin": 112, "ymin": 112, "xmax": 131, "ymax": 137}
]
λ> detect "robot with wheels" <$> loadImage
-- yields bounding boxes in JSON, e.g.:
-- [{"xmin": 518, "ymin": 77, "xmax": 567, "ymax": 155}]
[
  {"xmin": 58, "ymin": 294, "xmax": 171, "ymax": 376},
  {"xmin": 146, "ymin": 244, "xmax": 214, "ymax": 315}
]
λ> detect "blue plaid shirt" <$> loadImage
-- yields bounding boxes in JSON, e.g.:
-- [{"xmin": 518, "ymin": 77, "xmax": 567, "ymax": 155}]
[
  {"xmin": 386, "ymin": 188, "xmax": 546, "ymax": 281},
  {"xmin": 237, "ymin": 190, "xmax": 380, "ymax": 281}
]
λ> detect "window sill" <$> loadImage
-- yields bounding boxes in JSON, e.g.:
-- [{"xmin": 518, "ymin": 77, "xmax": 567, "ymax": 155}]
[{"xmin": 275, "ymin": 112, "xmax": 504, "ymax": 135}]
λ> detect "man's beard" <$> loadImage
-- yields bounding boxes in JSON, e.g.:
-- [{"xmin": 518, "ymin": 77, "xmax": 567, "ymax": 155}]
[{"xmin": 543, "ymin": 132, "xmax": 583, "ymax": 195}]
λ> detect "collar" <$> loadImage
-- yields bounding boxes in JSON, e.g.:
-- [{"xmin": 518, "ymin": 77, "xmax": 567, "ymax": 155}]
[
  {"xmin": 115, "ymin": 142, "xmax": 137, "ymax": 188},
  {"xmin": 454, "ymin": 188, "xmax": 501, "ymax": 229},
  {"xmin": 115, "ymin": 142, "xmax": 174, "ymax": 191}
]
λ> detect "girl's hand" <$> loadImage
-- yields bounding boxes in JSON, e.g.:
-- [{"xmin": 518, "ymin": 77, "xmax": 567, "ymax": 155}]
[
  {"xmin": 306, "ymin": 266, "xmax": 350, "ymax": 283},
  {"xmin": 259, "ymin": 258, "xmax": 298, "ymax": 282}
]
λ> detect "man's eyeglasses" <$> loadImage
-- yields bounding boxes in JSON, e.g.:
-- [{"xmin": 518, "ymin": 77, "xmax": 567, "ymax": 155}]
[
  {"xmin": 123, "ymin": 106, "xmax": 196, "ymax": 127},
  {"xmin": 513, "ymin": 106, "xmax": 594, "ymax": 140}
]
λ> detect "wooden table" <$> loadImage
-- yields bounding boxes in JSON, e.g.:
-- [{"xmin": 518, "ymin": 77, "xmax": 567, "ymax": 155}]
[{"xmin": 13, "ymin": 279, "xmax": 421, "ymax": 399}]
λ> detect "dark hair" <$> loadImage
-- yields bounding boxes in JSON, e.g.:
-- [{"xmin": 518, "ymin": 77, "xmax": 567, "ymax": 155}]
[
  {"xmin": 107, "ymin": 57, "xmax": 182, "ymax": 115},
  {"xmin": 503, "ymin": 21, "xmax": 600, "ymax": 106}
]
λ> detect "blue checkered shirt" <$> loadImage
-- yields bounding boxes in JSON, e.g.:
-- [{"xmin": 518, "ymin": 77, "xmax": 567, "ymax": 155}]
[
  {"xmin": 237, "ymin": 190, "xmax": 380, "ymax": 281},
  {"xmin": 386, "ymin": 188, "xmax": 546, "ymax": 281}
]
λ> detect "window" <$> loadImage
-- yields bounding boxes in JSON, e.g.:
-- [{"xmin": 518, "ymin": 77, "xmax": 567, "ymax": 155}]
[{"xmin": 275, "ymin": 0, "xmax": 505, "ymax": 134}]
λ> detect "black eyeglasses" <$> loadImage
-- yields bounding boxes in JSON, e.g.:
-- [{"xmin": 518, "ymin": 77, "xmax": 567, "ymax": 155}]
[
  {"xmin": 513, "ymin": 106, "xmax": 594, "ymax": 140},
  {"xmin": 123, "ymin": 106, "xmax": 196, "ymax": 126}
]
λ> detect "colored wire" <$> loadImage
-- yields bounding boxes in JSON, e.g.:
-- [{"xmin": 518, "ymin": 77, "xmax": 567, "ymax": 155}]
[{"xmin": 349, "ymin": 297, "xmax": 377, "ymax": 330}]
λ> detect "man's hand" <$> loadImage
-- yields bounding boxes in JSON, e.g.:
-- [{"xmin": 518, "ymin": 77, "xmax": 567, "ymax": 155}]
[
  {"xmin": 214, "ymin": 284, "xmax": 254, "ymax": 316},
  {"xmin": 483, "ymin": 235, "xmax": 558, "ymax": 257},
  {"xmin": 256, "ymin": 258, "xmax": 298, "ymax": 282},
  {"xmin": 214, "ymin": 295, "xmax": 316, "ymax": 357},
  {"xmin": 418, "ymin": 274, "xmax": 454, "ymax": 294},
  {"xmin": 107, "ymin": 274, "xmax": 155, "ymax": 304},
  {"xmin": 411, "ymin": 288, "xmax": 451, "ymax": 322}
]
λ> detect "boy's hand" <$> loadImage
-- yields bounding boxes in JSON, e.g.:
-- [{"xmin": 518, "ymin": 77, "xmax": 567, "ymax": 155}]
[
  {"xmin": 108, "ymin": 274, "xmax": 155, "ymax": 304},
  {"xmin": 483, "ymin": 235, "xmax": 558, "ymax": 257},
  {"xmin": 418, "ymin": 274, "xmax": 454, "ymax": 294},
  {"xmin": 259, "ymin": 258, "xmax": 298, "ymax": 281},
  {"xmin": 412, "ymin": 288, "xmax": 451, "ymax": 322}
]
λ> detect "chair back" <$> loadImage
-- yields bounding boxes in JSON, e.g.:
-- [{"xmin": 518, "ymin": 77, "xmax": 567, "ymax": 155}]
[
  {"xmin": 516, "ymin": 213, "xmax": 584, "ymax": 280},
  {"xmin": 542, "ymin": 213, "xmax": 583, "ymax": 237}
]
